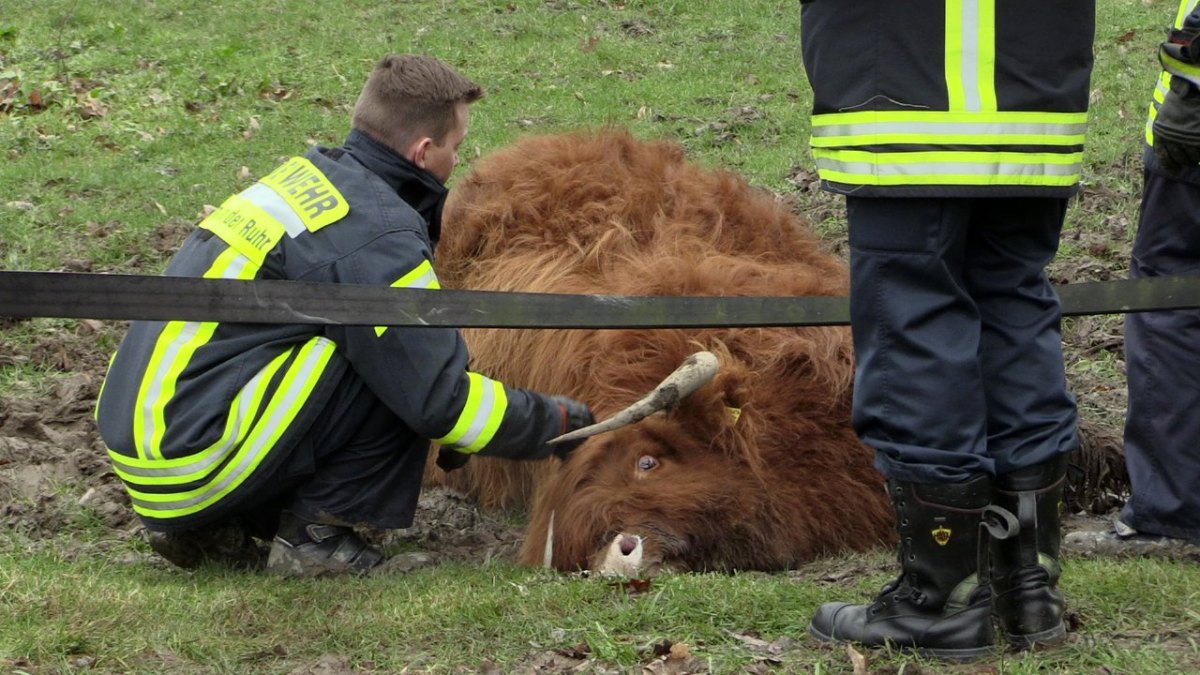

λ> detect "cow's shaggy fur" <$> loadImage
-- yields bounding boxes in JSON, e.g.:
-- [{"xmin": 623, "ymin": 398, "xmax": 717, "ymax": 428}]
[{"xmin": 425, "ymin": 129, "xmax": 894, "ymax": 572}]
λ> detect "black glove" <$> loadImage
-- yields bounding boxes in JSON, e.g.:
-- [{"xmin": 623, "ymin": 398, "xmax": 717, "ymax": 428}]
[
  {"xmin": 545, "ymin": 395, "xmax": 595, "ymax": 461},
  {"xmin": 1153, "ymin": 76, "xmax": 1200, "ymax": 176},
  {"xmin": 435, "ymin": 445, "xmax": 471, "ymax": 472}
]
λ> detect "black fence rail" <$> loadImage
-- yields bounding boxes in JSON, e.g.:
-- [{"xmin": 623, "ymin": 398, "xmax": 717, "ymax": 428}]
[{"xmin": 2, "ymin": 271, "xmax": 1200, "ymax": 328}]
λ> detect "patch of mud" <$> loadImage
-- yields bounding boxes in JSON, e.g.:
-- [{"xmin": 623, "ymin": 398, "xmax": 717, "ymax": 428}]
[
  {"xmin": 378, "ymin": 487, "xmax": 525, "ymax": 565},
  {"xmin": 0, "ymin": 328, "xmax": 523, "ymax": 562}
]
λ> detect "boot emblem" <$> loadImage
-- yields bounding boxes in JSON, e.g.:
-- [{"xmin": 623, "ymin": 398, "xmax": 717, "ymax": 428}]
[{"xmin": 931, "ymin": 526, "xmax": 952, "ymax": 546}]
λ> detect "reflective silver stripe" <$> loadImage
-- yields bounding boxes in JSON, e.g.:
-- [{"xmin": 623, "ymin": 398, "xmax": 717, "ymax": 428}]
[
  {"xmin": 405, "ymin": 268, "xmax": 438, "ymax": 289},
  {"xmin": 130, "ymin": 339, "xmax": 333, "ymax": 512},
  {"xmin": 376, "ymin": 262, "xmax": 441, "ymax": 337},
  {"xmin": 432, "ymin": 373, "xmax": 508, "ymax": 453},
  {"xmin": 811, "ymin": 121, "xmax": 1088, "ymax": 141},
  {"xmin": 137, "ymin": 253, "xmax": 253, "ymax": 459},
  {"xmin": 815, "ymin": 156, "xmax": 1081, "ymax": 178},
  {"xmin": 453, "ymin": 377, "xmax": 499, "ymax": 450},
  {"xmin": 114, "ymin": 362, "xmax": 276, "ymax": 478},
  {"xmin": 244, "ymin": 182, "xmax": 306, "ymax": 238},
  {"xmin": 959, "ymin": 0, "xmax": 983, "ymax": 112},
  {"xmin": 138, "ymin": 321, "xmax": 200, "ymax": 459}
]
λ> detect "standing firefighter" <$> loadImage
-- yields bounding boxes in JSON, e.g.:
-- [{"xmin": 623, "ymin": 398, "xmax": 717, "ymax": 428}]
[
  {"xmin": 1080, "ymin": 0, "xmax": 1200, "ymax": 551},
  {"xmin": 798, "ymin": 0, "xmax": 1094, "ymax": 660},
  {"xmin": 94, "ymin": 55, "xmax": 593, "ymax": 577}
]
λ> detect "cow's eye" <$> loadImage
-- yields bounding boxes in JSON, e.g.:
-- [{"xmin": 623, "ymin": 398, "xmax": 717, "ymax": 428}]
[{"xmin": 637, "ymin": 455, "xmax": 659, "ymax": 471}]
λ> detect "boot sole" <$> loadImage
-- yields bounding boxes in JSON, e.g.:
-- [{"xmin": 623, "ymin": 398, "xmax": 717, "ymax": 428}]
[
  {"xmin": 807, "ymin": 624, "xmax": 998, "ymax": 663},
  {"xmin": 1007, "ymin": 621, "xmax": 1067, "ymax": 649}
]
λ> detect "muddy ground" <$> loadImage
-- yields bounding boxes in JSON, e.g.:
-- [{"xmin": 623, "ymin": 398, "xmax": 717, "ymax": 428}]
[{"xmin": 0, "ymin": 177, "xmax": 1153, "ymax": 673}]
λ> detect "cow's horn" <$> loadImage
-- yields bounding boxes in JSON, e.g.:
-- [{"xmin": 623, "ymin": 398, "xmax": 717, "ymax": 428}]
[
  {"xmin": 543, "ymin": 510, "xmax": 556, "ymax": 569},
  {"xmin": 547, "ymin": 351, "xmax": 719, "ymax": 444}
]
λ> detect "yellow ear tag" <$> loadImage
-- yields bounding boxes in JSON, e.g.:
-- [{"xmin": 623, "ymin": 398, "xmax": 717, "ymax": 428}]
[{"xmin": 725, "ymin": 406, "xmax": 742, "ymax": 424}]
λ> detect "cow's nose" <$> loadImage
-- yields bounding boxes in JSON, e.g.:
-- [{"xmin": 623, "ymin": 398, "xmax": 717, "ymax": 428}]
[{"xmin": 619, "ymin": 535, "xmax": 640, "ymax": 556}]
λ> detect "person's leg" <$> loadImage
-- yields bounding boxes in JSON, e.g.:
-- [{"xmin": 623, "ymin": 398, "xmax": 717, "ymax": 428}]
[
  {"xmin": 284, "ymin": 383, "xmax": 426, "ymax": 530},
  {"xmin": 846, "ymin": 196, "xmax": 991, "ymax": 482},
  {"xmin": 262, "ymin": 374, "xmax": 429, "ymax": 577},
  {"xmin": 810, "ymin": 196, "xmax": 1008, "ymax": 660},
  {"xmin": 1121, "ymin": 170, "xmax": 1200, "ymax": 542},
  {"xmin": 964, "ymin": 197, "xmax": 1078, "ymax": 475},
  {"xmin": 960, "ymin": 196, "xmax": 1076, "ymax": 648}
]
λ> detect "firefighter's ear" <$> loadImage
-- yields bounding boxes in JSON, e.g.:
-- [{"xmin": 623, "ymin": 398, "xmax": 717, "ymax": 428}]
[{"xmin": 407, "ymin": 136, "xmax": 434, "ymax": 170}]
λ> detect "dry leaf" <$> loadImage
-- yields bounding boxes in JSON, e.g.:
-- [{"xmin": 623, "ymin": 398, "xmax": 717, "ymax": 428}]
[
  {"xmin": 727, "ymin": 631, "xmax": 771, "ymax": 648},
  {"xmin": 77, "ymin": 96, "xmax": 108, "ymax": 119},
  {"xmin": 846, "ymin": 643, "xmax": 868, "ymax": 675},
  {"xmin": 242, "ymin": 116, "xmax": 261, "ymax": 140}
]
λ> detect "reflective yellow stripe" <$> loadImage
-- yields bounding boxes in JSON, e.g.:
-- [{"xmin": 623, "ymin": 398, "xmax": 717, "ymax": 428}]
[
  {"xmin": 810, "ymin": 110, "xmax": 1087, "ymax": 186},
  {"xmin": 976, "ymin": 0, "xmax": 997, "ymax": 111},
  {"xmin": 1147, "ymin": 73, "xmax": 1170, "ymax": 146},
  {"xmin": 432, "ymin": 372, "xmax": 508, "ymax": 453},
  {"xmin": 257, "ymin": 156, "xmax": 349, "ymax": 233},
  {"xmin": 945, "ymin": 0, "xmax": 965, "ymax": 110},
  {"xmin": 199, "ymin": 193, "xmax": 287, "ymax": 267},
  {"xmin": 1161, "ymin": 52, "xmax": 1200, "ymax": 89},
  {"xmin": 813, "ymin": 149, "xmax": 1082, "ymax": 187},
  {"xmin": 133, "ymin": 247, "xmax": 256, "ymax": 460},
  {"xmin": 810, "ymin": 110, "xmax": 1088, "ymax": 148},
  {"xmin": 110, "ymin": 347, "xmax": 291, "ymax": 484},
  {"xmin": 241, "ymin": 182, "xmax": 307, "ymax": 237},
  {"xmin": 94, "ymin": 352, "xmax": 116, "ymax": 422},
  {"xmin": 127, "ymin": 337, "xmax": 337, "ymax": 519},
  {"xmin": 945, "ymin": 0, "xmax": 996, "ymax": 112},
  {"xmin": 1178, "ymin": 0, "xmax": 1198, "ymax": 26},
  {"xmin": 375, "ymin": 260, "xmax": 441, "ymax": 337},
  {"xmin": 1146, "ymin": 0, "xmax": 1200, "ymax": 145}
]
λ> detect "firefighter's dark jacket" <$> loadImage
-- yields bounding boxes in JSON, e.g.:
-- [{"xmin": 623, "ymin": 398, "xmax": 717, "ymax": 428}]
[
  {"xmin": 95, "ymin": 130, "xmax": 567, "ymax": 528},
  {"xmin": 1145, "ymin": 0, "xmax": 1200, "ymax": 184},
  {"xmin": 800, "ymin": 0, "xmax": 1095, "ymax": 197}
]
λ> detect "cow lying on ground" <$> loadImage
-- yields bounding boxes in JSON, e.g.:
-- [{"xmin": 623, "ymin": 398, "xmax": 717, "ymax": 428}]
[{"xmin": 424, "ymin": 129, "xmax": 894, "ymax": 575}]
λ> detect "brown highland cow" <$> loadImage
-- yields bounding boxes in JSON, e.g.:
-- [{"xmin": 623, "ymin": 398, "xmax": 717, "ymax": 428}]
[{"xmin": 425, "ymin": 129, "xmax": 894, "ymax": 575}]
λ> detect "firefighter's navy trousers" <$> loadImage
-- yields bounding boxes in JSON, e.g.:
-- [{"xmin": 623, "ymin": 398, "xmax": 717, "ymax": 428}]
[
  {"xmin": 1123, "ymin": 168, "xmax": 1200, "ymax": 540},
  {"xmin": 200, "ymin": 371, "xmax": 427, "ymax": 538},
  {"xmin": 845, "ymin": 196, "xmax": 1080, "ymax": 484}
]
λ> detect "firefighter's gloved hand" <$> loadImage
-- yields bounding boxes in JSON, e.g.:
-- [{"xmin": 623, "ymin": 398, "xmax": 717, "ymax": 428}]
[
  {"xmin": 435, "ymin": 445, "xmax": 471, "ymax": 473},
  {"xmin": 1153, "ymin": 77, "xmax": 1200, "ymax": 176},
  {"xmin": 546, "ymin": 395, "xmax": 595, "ymax": 461}
]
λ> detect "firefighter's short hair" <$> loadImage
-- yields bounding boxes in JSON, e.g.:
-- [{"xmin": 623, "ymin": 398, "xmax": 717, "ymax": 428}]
[{"xmin": 352, "ymin": 54, "xmax": 483, "ymax": 154}]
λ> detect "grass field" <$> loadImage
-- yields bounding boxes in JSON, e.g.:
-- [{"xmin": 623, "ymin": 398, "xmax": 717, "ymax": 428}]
[{"xmin": 3, "ymin": 1, "xmax": 1200, "ymax": 673}]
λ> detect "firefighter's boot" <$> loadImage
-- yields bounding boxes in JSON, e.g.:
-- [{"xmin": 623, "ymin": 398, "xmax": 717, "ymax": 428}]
[
  {"xmin": 808, "ymin": 474, "xmax": 1016, "ymax": 662},
  {"xmin": 266, "ymin": 510, "xmax": 384, "ymax": 578},
  {"xmin": 146, "ymin": 520, "xmax": 267, "ymax": 570},
  {"xmin": 991, "ymin": 455, "xmax": 1068, "ymax": 648}
]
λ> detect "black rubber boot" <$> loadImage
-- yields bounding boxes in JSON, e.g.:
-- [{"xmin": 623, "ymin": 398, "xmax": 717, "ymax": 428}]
[
  {"xmin": 809, "ymin": 474, "xmax": 1015, "ymax": 662},
  {"xmin": 146, "ymin": 520, "xmax": 267, "ymax": 570},
  {"xmin": 991, "ymin": 455, "xmax": 1068, "ymax": 648},
  {"xmin": 266, "ymin": 511, "xmax": 385, "ymax": 578}
]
